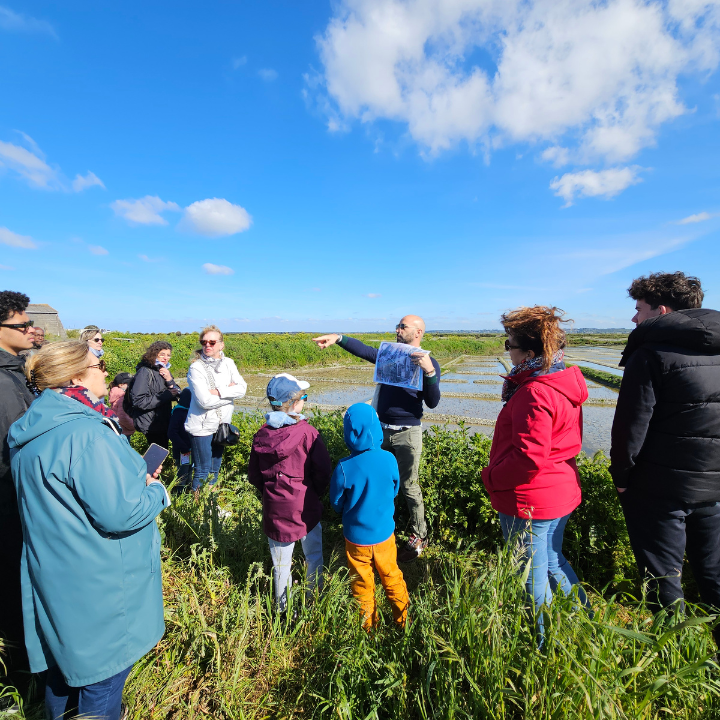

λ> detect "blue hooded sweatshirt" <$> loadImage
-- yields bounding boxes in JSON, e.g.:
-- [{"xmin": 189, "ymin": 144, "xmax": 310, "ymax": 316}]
[
  {"xmin": 330, "ymin": 403, "xmax": 400, "ymax": 546},
  {"xmin": 8, "ymin": 390, "xmax": 169, "ymax": 686}
]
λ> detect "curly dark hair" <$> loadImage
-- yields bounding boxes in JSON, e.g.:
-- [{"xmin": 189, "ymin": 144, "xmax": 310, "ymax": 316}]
[
  {"xmin": 140, "ymin": 340, "xmax": 173, "ymax": 367},
  {"xmin": 0, "ymin": 291, "xmax": 30, "ymax": 324},
  {"xmin": 501, "ymin": 306, "xmax": 570, "ymax": 372},
  {"xmin": 627, "ymin": 272, "xmax": 703, "ymax": 311}
]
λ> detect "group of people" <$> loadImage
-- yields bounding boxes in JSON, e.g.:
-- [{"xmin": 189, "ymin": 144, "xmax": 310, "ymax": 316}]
[{"xmin": 0, "ymin": 269, "xmax": 718, "ymax": 720}]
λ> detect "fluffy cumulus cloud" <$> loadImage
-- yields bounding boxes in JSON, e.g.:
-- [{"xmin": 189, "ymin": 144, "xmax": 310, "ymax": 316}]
[
  {"xmin": 0, "ymin": 226, "xmax": 37, "ymax": 249},
  {"xmin": 550, "ymin": 166, "xmax": 644, "ymax": 206},
  {"xmin": 202, "ymin": 263, "xmax": 235, "ymax": 275},
  {"xmin": 315, "ymin": 0, "xmax": 720, "ymax": 200},
  {"xmin": 181, "ymin": 198, "xmax": 252, "ymax": 237},
  {"xmin": 0, "ymin": 134, "xmax": 103, "ymax": 191},
  {"xmin": 111, "ymin": 196, "xmax": 181, "ymax": 225}
]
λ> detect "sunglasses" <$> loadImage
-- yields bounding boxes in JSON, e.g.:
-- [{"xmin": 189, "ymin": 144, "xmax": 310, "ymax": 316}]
[
  {"xmin": 0, "ymin": 320, "xmax": 35, "ymax": 331},
  {"xmin": 396, "ymin": 323, "xmax": 413, "ymax": 331},
  {"xmin": 201, "ymin": 339, "xmax": 218, "ymax": 346},
  {"xmin": 504, "ymin": 339, "xmax": 522, "ymax": 351},
  {"xmin": 87, "ymin": 360, "xmax": 107, "ymax": 372},
  {"xmin": 91, "ymin": 337, "xmax": 104, "ymax": 343}
]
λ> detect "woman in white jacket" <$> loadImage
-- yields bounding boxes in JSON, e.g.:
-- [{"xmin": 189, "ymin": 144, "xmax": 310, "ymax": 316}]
[{"xmin": 185, "ymin": 325, "xmax": 247, "ymax": 491}]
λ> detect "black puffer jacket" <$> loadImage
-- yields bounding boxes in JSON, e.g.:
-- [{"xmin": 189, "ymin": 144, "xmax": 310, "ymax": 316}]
[
  {"xmin": 130, "ymin": 361, "xmax": 180, "ymax": 435},
  {"xmin": 610, "ymin": 308, "xmax": 720, "ymax": 503},
  {"xmin": 0, "ymin": 349, "xmax": 35, "ymax": 517}
]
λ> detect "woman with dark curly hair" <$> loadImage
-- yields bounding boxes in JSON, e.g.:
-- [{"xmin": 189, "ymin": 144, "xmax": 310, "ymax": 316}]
[
  {"xmin": 129, "ymin": 341, "xmax": 180, "ymax": 448},
  {"xmin": 482, "ymin": 306, "xmax": 591, "ymax": 642}
]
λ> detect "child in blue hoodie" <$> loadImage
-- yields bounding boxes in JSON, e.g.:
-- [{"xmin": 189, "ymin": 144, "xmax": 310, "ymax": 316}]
[{"xmin": 330, "ymin": 403, "xmax": 409, "ymax": 630}]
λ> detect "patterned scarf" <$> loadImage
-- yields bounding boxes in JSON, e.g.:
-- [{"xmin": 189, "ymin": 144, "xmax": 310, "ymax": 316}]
[
  {"xmin": 501, "ymin": 350, "xmax": 565, "ymax": 403},
  {"xmin": 56, "ymin": 385, "xmax": 119, "ymax": 421},
  {"xmin": 199, "ymin": 351, "xmax": 225, "ymax": 374}
]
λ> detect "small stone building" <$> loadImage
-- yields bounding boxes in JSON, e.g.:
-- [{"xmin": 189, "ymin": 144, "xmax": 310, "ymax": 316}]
[{"xmin": 26, "ymin": 304, "xmax": 67, "ymax": 338}]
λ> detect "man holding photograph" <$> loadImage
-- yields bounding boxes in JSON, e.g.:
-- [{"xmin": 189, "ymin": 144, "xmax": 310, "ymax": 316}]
[{"xmin": 313, "ymin": 316, "xmax": 441, "ymax": 561}]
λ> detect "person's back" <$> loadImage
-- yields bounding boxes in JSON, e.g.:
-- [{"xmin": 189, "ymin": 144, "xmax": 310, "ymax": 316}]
[{"xmin": 330, "ymin": 403, "xmax": 408, "ymax": 630}]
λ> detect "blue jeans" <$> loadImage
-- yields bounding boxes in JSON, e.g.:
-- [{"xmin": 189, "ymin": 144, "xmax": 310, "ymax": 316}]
[
  {"xmin": 45, "ymin": 664, "xmax": 132, "ymax": 720},
  {"xmin": 499, "ymin": 512, "xmax": 589, "ymax": 638},
  {"xmin": 190, "ymin": 434, "xmax": 223, "ymax": 491}
]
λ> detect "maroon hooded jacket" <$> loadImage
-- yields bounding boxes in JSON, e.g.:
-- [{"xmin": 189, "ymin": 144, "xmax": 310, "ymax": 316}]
[
  {"xmin": 248, "ymin": 420, "xmax": 332, "ymax": 542},
  {"xmin": 482, "ymin": 365, "xmax": 588, "ymax": 520}
]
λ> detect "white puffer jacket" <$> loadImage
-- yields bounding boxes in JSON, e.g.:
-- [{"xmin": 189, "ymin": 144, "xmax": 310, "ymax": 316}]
[{"xmin": 184, "ymin": 356, "xmax": 247, "ymax": 437}]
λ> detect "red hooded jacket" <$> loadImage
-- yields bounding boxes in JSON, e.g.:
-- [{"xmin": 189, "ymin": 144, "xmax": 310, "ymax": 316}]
[
  {"xmin": 248, "ymin": 420, "xmax": 332, "ymax": 543},
  {"xmin": 482, "ymin": 365, "xmax": 588, "ymax": 520}
]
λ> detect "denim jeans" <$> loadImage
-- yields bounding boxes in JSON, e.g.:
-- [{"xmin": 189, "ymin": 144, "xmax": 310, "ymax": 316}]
[
  {"xmin": 45, "ymin": 663, "xmax": 132, "ymax": 720},
  {"xmin": 190, "ymin": 434, "xmax": 223, "ymax": 491},
  {"xmin": 267, "ymin": 523, "xmax": 323, "ymax": 612},
  {"xmin": 499, "ymin": 512, "xmax": 589, "ymax": 638}
]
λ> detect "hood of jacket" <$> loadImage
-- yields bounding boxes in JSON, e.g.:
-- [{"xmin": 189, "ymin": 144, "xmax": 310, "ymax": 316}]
[
  {"xmin": 251, "ymin": 419, "xmax": 309, "ymax": 463},
  {"xmin": 343, "ymin": 402, "xmax": 383, "ymax": 454},
  {"xmin": 513, "ymin": 365, "xmax": 588, "ymax": 407},
  {"xmin": 0, "ymin": 347, "xmax": 26, "ymax": 372},
  {"xmin": 621, "ymin": 308, "xmax": 720, "ymax": 366},
  {"xmin": 8, "ymin": 389, "xmax": 110, "ymax": 451}
]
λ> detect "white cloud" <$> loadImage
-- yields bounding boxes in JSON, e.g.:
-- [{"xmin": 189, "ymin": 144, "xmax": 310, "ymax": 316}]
[
  {"xmin": 72, "ymin": 171, "xmax": 105, "ymax": 192},
  {"xmin": 315, "ymin": 0, "xmax": 720, "ymax": 162},
  {"xmin": 0, "ymin": 6, "xmax": 56, "ymax": 37},
  {"xmin": 203, "ymin": 263, "xmax": 235, "ymax": 275},
  {"xmin": 676, "ymin": 211, "xmax": 715, "ymax": 224},
  {"xmin": 0, "ymin": 226, "xmax": 37, "ymax": 249},
  {"xmin": 180, "ymin": 198, "xmax": 252, "ymax": 237},
  {"xmin": 550, "ymin": 166, "xmax": 644, "ymax": 206},
  {"xmin": 88, "ymin": 245, "xmax": 108, "ymax": 255},
  {"xmin": 258, "ymin": 68, "xmax": 278, "ymax": 82},
  {"xmin": 111, "ymin": 196, "xmax": 181, "ymax": 225},
  {"xmin": 233, "ymin": 56, "xmax": 247, "ymax": 69},
  {"xmin": 365, "ymin": 293, "xmax": 382, "ymax": 298},
  {"xmin": 541, "ymin": 146, "xmax": 570, "ymax": 168},
  {"xmin": 0, "ymin": 139, "xmax": 58, "ymax": 188}
]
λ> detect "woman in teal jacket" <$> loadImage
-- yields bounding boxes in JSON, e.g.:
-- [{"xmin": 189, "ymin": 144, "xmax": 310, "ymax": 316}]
[{"xmin": 8, "ymin": 341, "xmax": 170, "ymax": 720}]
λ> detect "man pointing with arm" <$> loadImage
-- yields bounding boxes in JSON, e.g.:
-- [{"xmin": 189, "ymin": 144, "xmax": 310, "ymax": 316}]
[{"xmin": 313, "ymin": 315, "xmax": 441, "ymax": 561}]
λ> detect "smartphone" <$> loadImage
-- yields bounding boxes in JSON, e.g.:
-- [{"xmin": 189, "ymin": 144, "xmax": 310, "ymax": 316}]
[{"xmin": 143, "ymin": 443, "xmax": 169, "ymax": 476}]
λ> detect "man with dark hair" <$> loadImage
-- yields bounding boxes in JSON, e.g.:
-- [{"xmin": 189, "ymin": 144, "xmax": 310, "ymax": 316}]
[
  {"xmin": 0, "ymin": 291, "xmax": 36, "ymax": 681},
  {"xmin": 611, "ymin": 272, "xmax": 720, "ymax": 642}
]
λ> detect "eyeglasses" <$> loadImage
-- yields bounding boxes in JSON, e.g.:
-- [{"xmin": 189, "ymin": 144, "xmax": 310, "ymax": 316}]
[
  {"xmin": 201, "ymin": 340, "xmax": 218, "ymax": 346},
  {"xmin": 91, "ymin": 337, "xmax": 103, "ymax": 343},
  {"xmin": 396, "ymin": 323, "xmax": 412, "ymax": 331},
  {"xmin": 87, "ymin": 360, "xmax": 107, "ymax": 372},
  {"xmin": 505, "ymin": 339, "xmax": 522, "ymax": 351},
  {"xmin": 0, "ymin": 320, "xmax": 34, "ymax": 332}
]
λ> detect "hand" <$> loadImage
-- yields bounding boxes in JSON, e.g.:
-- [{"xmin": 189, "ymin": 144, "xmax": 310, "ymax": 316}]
[
  {"xmin": 229, "ymin": 382, "xmax": 237, "ymax": 387},
  {"xmin": 210, "ymin": 389, "xmax": 220, "ymax": 396},
  {"xmin": 146, "ymin": 466, "xmax": 163, "ymax": 485},
  {"xmin": 312, "ymin": 334, "xmax": 340, "ymax": 349},
  {"xmin": 411, "ymin": 352, "xmax": 435, "ymax": 375},
  {"xmin": 158, "ymin": 368, "xmax": 172, "ymax": 382}
]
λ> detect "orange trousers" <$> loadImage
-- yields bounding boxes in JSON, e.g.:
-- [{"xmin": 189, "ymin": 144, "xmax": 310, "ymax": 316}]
[{"xmin": 345, "ymin": 534, "xmax": 409, "ymax": 630}]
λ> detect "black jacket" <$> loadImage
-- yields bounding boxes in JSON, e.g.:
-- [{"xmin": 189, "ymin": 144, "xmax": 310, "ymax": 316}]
[
  {"xmin": 610, "ymin": 308, "xmax": 720, "ymax": 503},
  {"xmin": 130, "ymin": 361, "xmax": 180, "ymax": 435},
  {"xmin": 0, "ymin": 349, "xmax": 35, "ymax": 517}
]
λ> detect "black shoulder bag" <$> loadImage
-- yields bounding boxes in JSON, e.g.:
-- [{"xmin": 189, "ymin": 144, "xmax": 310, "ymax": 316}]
[{"xmin": 200, "ymin": 361, "xmax": 240, "ymax": 447}]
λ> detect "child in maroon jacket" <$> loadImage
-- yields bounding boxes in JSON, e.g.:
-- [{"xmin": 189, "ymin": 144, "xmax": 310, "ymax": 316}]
[{"xmin": 248, "ymin": 373, "xmax": 332, "ymax": 612}]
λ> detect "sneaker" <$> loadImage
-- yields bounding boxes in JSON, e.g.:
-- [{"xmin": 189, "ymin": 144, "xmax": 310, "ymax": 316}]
[{"xmin": 397, "ymin": 534, "xmax": 428, "ymax": 562}]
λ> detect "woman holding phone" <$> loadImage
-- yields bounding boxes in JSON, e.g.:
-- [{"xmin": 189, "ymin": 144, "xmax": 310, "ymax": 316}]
[
  {"xmin": 185, "ymin": 325, "xmax": 247, "ymax": 492},
  {"xmin": 8, "ymin": 341, "xmax": 170, "ymax": 720}
]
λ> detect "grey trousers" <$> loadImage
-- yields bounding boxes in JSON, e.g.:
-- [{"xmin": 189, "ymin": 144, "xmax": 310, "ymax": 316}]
[{"xmin": 382, "ymin": 425, "xmax": 427, "ymax": 538}]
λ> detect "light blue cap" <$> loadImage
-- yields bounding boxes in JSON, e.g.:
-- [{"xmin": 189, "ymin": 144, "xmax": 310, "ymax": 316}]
[{"xmin": 266, "ymin": 373, "xmax": 310, "ymax": 406}]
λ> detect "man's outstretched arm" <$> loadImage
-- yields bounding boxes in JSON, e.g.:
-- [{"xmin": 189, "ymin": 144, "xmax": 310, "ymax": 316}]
[{"xmin": 312, "ymin": 334, "xmax": 379, "ymax": 364}]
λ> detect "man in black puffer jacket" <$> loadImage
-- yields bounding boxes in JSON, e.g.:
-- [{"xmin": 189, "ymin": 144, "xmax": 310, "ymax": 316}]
[{"xmin": 611, "ymin": 272, "xmax": 720, "ymax": 638}]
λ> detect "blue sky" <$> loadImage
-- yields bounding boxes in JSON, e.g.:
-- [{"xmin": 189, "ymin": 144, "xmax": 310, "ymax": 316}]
[{"xmin": 1, "ymin": 0, "xmax": 719, "ymax": 332}]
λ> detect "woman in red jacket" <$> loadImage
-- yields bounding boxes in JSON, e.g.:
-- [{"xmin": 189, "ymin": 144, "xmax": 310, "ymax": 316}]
[{"xmin": 482, "ymin": 306, "xmax": 590, "ymax": 639}]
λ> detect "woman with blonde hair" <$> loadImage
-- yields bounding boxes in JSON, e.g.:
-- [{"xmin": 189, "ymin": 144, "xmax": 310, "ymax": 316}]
[
  {"xmin": 185, "ymin": 326, "xmax": 247, "ymax": 491},
  {"xmin": 482, "ymin": 306, "xmax": 590, "ymax": 641},
  {"xmin": 8, "ymin": 341, "xmax": 170, "ymax": 720},
  {"xmin": 79, "ymin": 325, "xmax": 104, "ymax": 358}
]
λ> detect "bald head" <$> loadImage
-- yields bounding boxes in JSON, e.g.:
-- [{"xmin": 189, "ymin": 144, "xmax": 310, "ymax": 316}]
[{"xmin": 397, "ymin": 314, "xmax": 426, "ymax": 347}]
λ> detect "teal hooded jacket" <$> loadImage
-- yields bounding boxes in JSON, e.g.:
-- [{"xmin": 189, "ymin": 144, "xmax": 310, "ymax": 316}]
[
  {"xmin": 8, "ymin": 390, "xmax": 169, "ymax": 687},
  {"xmin": 329, "ymin": 403, "xmax": 400, "ymax": 546}
]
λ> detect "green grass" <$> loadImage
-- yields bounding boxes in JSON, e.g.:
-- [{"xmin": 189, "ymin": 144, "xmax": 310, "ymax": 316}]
[
  {"xmin": 3, "ymin": 412, "xmax": 718, "ymax": 719},
  {"xmin": 569, "ymin": 364, "xmax": 623, "ymax": 390}
]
